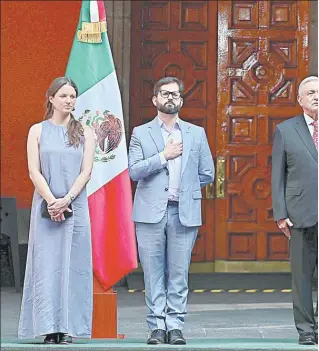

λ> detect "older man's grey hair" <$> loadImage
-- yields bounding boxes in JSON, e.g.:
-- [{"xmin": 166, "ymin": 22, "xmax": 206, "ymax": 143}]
[{"xmin": 298, "ymin": 76, "xmax": 318, "ymax": 96}]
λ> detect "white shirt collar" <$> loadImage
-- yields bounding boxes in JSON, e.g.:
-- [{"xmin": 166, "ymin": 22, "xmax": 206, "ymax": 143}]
[
  {"xmin": 304, "ymin": 113, "xmax": 315, "ymax": 126},
  {"xmin": 157, "ymin": 116, "xmax": 180, "ymax": 129}
]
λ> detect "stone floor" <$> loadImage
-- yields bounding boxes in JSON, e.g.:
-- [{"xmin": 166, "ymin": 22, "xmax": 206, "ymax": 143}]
[{"xmin": 1, "ymin": 286, "xmax": 318, "ymax": 350}]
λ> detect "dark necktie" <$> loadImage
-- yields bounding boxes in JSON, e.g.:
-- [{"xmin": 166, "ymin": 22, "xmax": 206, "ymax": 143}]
[{"xmin": 312, "ymin": 120, "xmax": 318, "ymax": 150}]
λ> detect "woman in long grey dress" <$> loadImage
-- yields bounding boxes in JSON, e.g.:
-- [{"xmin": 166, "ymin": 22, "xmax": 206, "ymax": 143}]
[{"xmin": 18, "ymin": 77, "xmax": 95, "ymax": 344}]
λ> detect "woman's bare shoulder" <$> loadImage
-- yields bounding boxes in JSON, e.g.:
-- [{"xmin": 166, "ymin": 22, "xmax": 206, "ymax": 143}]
[{"xmin": 29, "ymin": 122, "xmax": 43, "ymax": 138}]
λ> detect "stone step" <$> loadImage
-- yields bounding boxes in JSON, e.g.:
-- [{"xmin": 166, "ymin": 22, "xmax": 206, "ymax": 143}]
[{"xmin": 1, "ymin": 339, "xmax": 317, "ymax": 351}]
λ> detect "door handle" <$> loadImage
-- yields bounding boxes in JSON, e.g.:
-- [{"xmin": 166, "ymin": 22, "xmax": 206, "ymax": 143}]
[
  {"xmin": 205, "ymin": 182, "xmax": 214, "ymax": 199},
  {"xmin": 216, "ymin": 156, "xmax": 226, "ymax": 198}
]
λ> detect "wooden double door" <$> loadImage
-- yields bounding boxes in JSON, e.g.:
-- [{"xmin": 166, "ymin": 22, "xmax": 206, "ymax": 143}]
[{"xmin": 129, "ymin": 0, "xmax": 309, "ymax": 268}]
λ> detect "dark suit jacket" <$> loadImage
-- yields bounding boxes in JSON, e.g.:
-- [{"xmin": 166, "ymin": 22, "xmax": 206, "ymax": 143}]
[{"xmin": 271, "ymin": 114, "xmax": 318, "ymax": 228}]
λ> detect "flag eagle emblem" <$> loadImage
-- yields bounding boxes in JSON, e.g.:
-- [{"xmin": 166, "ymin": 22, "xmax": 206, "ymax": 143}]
[{"xmin": 79, "ymin": 109, "xmax": 123, "ymax": 162}]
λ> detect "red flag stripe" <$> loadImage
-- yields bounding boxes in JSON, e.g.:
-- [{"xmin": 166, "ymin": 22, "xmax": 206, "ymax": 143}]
[
  {"xmin": 97, "ymin": 0, "xmax": 106, "ymax": 22},
  {"xmin": 88, "ymin": 169, "xmax": 137, "ymax": 290}
]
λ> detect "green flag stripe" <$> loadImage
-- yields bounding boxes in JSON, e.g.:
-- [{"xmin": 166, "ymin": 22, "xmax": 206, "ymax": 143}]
[
  {"xmin": 78, "ymin": 0, "xmax": 91, "ymax": 27},
  {"xmin": 65, "ymin": 1, "xmax": 114, "ymax": 96}
]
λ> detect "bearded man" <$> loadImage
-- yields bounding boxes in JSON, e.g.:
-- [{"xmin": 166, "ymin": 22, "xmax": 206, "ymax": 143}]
[{"xmin": 128, "ymin": 77, "xmax": 214, "ymax": 345}]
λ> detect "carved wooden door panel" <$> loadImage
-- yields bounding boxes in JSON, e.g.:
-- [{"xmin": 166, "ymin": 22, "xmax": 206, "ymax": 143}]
[
  {"xmin": 130, "ymin": 0, "xmax": 218, "ymax": 262},
  {"xmin": 130, "ymin": 0, "xmax": 310, "ymax": 267},
  {"xmin": 215, "ymin": 0, "xmax": 309, "ymax": 262}
]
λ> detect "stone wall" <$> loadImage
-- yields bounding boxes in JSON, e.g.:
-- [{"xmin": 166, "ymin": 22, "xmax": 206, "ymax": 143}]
[{"xmin": 104, "ymin": 0, "xmax": 131, "ymax": 139}]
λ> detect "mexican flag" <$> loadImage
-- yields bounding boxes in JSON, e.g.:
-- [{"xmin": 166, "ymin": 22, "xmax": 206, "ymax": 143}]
[{"xmin": 65, "ymin": 0, "xmax": 137, "ymax": 290}]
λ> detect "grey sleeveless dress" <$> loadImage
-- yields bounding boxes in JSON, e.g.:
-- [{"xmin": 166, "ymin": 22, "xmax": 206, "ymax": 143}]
[{"xmin": 18, "ymin": 120, "xmax": 92, "ymax": 339}]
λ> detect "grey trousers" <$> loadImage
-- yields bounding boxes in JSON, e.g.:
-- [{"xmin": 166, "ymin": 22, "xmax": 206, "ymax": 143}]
[
  {"xmin": 135, "ymin": 202, "xmax": 198, "ymax": 332},
  {"xmin": 290, "ymin": 224, "xmax": 318, "ymax": 336}
]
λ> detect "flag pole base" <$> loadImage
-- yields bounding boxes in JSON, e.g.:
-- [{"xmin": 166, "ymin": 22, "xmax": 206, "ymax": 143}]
[{"xmin": 92, "ymin": 274, "xmax": 122, "ymax": 338}]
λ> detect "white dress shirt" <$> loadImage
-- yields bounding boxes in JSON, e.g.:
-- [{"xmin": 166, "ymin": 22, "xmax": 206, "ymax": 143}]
[
  {"xmin": 304, "ymin": 113, "xmax": 315, "ymax": 137},
  {"xmin": 158, "ymin": 116, "xmax": 182, "ymax": 202}
]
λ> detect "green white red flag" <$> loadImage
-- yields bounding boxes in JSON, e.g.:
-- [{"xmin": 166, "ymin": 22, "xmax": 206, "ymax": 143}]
[{"xmin": 65, "ymin": 0, "xmax": 137, "ymax": 290}]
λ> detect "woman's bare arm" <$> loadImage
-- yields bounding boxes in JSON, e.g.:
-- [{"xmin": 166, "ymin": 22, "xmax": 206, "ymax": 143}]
[
  {"xmin": 48, "ymin": 125, "xmax": 95, "ymax": 215},
  {"xmin": 67, "ymin": 125, "xmax": 95, "ymax": 198},
  {"xmin": 27, "ymin": 124, "xmax": 56, "ymax": 204}
]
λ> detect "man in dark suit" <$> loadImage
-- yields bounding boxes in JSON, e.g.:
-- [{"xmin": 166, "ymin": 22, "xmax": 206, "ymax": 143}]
[{"xmin": 272, "ymin": 76, "xmax": 318, "ymax": 345}]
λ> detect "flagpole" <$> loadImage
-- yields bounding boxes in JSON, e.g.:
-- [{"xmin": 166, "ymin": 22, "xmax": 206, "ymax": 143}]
[{"xmin": 92, "ymin": 276, "xmax": 123, "ymax": 338}]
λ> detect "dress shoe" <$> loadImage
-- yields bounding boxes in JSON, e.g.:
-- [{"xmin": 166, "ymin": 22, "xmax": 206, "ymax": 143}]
[
  {"xmin": 168, "ymin": 329, "xmax": 186, "ymax": 345},
  {"xmin": 44, "ymin": 333, "xmax": 59, "ymax": 344},
  {"xmin": 299, "ymin": 334, "xmax": 316, "ymax": 345},
  {"xmin": 59, "ymin": 333, "xmax": 73, "ymax": 344},
  {"xmin": 147, "ymin": 329, "xmax": 166, "ymax": 344}
]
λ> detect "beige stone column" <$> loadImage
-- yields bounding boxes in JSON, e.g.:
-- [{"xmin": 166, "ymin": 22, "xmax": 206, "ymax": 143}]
[
  {"xmin": 309, "ymin": 0, "xmax": 318, "ymax": 75},
  {"xmin": 104, "ymin": 1, "xmax": 131, "ymax": 139}
]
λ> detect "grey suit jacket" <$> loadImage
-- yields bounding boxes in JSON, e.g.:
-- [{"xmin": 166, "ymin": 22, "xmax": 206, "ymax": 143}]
[
  {"xmin": 128, "ymin": 117, "xmax": 214, "ymax": 227},
  {"xmin": 271, "ymin": 114, "xmax": 318, "ymax": 228}
]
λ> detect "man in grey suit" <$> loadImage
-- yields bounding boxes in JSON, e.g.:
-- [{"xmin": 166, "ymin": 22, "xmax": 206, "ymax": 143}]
[
  {"xmin": 271, "ymin": 76, "xmax": 318, "ymax": 345},
  {"xmin": 128, "ymin": 77, "xmax": 214, "ymax": 345}
]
